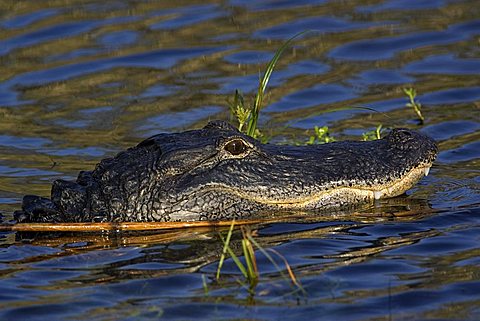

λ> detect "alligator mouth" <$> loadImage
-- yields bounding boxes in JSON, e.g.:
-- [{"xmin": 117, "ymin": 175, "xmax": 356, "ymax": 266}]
[
  {"xmin": 270, "ymin": 164, "xmax": 432, "ymax": 208},
  {"xmin": 269, "ymin": 164, "xmax": 431, "ymax": 208},
  {"xmin": 196, "ymin": 163, "xmax": 433, "ymax": 209}
]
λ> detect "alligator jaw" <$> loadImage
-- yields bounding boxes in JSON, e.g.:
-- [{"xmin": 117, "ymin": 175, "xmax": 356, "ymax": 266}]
[
  {"xmin": 371, "ymin": 164, "xmax": 432, "ymax": 200},
  {"xmin": 288, "ymin": 163, "xmax": 434, "ymax": 206},
  {"xmin": 186, "ymin": 163, "xmax": 434, "ymax": 210}
]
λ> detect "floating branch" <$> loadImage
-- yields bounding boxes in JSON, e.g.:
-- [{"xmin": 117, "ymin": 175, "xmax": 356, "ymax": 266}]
[
  {"xmin": 0, "ymin": 205, "xmax": 435, "ymax": 233},
  {"xmin": 0, "ymin": 219, "xmax": 268, "ymax": 233}
]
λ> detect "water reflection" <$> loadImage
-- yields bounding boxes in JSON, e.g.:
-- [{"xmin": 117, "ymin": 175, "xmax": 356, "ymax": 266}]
[
  {"xmin": 1, "ymin": 206, "xmax": 478, "ymax": 319},
  {"xmin": 1, "ymin": 0, "xmax": 480, "ymax": 319}
]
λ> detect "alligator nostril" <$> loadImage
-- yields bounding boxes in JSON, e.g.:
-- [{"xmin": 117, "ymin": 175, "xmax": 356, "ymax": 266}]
[{"xmin": 138, "ymin": 138, "xmax": 156, "ymax": 148}]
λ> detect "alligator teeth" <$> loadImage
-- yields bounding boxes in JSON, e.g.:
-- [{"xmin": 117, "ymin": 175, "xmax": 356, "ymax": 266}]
[
  {"xmin": 374, "ymin": 191, "xmax": 382, "ymax": 200},
  {"xmin": 424, "ymin": 167, "xmax": 430, "ymax": 176}
]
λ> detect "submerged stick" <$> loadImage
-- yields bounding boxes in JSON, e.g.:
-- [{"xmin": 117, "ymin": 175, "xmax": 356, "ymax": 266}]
[
  {"xmin": 0, "ymin": 219, "xmax": 267, "ymax": 233},
  {"xmin": 0, "ymin": 205, "xmax": 435, "ymax": 233}
]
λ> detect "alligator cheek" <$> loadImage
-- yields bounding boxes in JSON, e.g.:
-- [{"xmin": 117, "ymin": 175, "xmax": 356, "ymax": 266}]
[{"xmin": 165, "ymin": 189, "xmax": 270, "ymax": 222}]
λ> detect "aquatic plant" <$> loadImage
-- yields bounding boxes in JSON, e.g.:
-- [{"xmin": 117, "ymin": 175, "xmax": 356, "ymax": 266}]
[
  {"xmin": 361, "ymin": 87, "xmax": 427, "ymax": 141},
  {"xmin": 404, "ymin": 87, "xmax": 424, "ymax": 124},
  {"xmin": 306, "ymin": 125, "xmax": 335, "ymax": 144},
  {"xmin": 229, "ymin": 35, "xmax": 427, "ymax": 147},
  {"xmin": 362, "ymin": 124, "xmax": 384, "ymax": 141},
  {"xmin": 229, "ymin": 32, "xmax": 307, "ymax": 139},
  {"xmin": 216, "ymin": 221, "xmax": 258, "ymax": 293},
  {"xmin": 216, "ymin": 220, "xmax": 304, "ymax": 296}
]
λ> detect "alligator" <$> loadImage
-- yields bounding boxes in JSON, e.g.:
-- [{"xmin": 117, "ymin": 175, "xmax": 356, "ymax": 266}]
[{"xmin": 14, "ymin": 120, "xmax": 437, "ymax": 223}]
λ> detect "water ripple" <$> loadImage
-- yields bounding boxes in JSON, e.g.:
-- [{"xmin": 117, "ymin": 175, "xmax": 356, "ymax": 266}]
[
  {"xmin": 0, "ymin": 1, "xmax": 479, "ymax": 320},
  {"xmin": 329, "ymin": 20, "xmax": 480, "ymax": 61}
]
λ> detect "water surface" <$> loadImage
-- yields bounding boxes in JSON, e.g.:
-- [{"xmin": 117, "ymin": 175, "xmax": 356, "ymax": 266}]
[{"xmin": 0, "ymin": 0, "xmax": 479, "ymax": 320}]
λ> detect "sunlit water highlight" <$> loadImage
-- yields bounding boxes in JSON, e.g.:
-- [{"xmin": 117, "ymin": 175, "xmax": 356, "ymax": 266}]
[{"xmin": 0, "ymin": 0, "xmax": 479, "ymax": 320}]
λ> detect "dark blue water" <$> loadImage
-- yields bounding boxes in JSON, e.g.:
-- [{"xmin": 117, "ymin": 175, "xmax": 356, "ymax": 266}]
[{"xmin": 0, "ymin": 1, "xmax": 479, "ymax": 320}]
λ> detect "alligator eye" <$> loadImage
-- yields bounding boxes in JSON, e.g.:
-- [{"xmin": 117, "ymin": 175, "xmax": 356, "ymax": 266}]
[{"xmin": 224, "ymin": 139, "xmax": 247, "ymax": 155}]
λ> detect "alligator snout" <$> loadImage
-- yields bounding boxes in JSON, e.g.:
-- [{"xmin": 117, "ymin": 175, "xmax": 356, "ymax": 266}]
[{"xmin": 387, "ymin": 128, "xmax": 438, "ymax": 157}]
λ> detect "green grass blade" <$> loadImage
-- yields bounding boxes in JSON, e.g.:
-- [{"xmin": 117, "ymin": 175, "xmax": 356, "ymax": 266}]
[
  {"xmin": 216, "ymin": 221, "xmax": 250, "ymax": 280},
  {"xmin": 242, "ymin": 239, "xmax": 255, "ymax": 281},
  {"xmin": 284, "ymin": 105, "xmax": 390, "ymax": 129},
  {"xmin": 216, "ymin": 220, "xmax": 236, "ymax": 280},
  {"xmin": 267, "ymin": 248, "xmax": 304, "ymax": 292},
  {"xmin": 246, "ymin": 31, "xmax": 310, "ymax": 137},
  {"xmin": 202, "ymin": 274, "xmax": 209, "ymax": 295},
  {"xmin": 217, "ymin": 232, "xmax": 249, "ymax": 279},
  {"xmin": 403, "ymin": 87, "xmax": 424, "ymax": 123},
  {"xmin": 226, "ymin": 244, "xmax": 248, "ymax": 278},
  {"xmin": 247, "ymin": 234, "xmax": 305, "ymax": 294},
  {"xmin": 247, "ymin": 235, "xmax": 283, "ymax": 274}
]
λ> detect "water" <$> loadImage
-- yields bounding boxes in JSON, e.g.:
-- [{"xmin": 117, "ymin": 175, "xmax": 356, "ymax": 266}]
[{"xmin": 0, "ymin": 0, "xmax": 479, "ymax": 320}]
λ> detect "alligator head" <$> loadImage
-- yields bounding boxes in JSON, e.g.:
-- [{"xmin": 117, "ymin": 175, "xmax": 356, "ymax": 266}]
[{"xmin": 16, "ymin": 120, "xmax": 437, "ymax": 222}]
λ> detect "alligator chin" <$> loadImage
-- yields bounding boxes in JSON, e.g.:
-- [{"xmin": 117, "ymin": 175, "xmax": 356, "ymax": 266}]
[{"xmin": 15, "ymin": 121, "xmax": 438, "ymax": 223}]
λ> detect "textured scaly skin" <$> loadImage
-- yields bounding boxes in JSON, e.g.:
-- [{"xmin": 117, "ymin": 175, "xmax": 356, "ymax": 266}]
[{"xmin": 15, "ymin": 120, "xmax": 437, "ymax": 222}]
